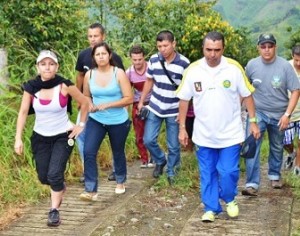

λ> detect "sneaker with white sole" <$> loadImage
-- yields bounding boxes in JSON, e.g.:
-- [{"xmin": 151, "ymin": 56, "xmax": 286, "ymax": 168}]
[
  {"xmin": 140, "ymin": 160, "xmax": 155, "ymax": 168},
  {"xmin": 226, "ymin": 200, "xmax": 239, "ymax": 218},
  {"xmin": 201, "ymin": 211, "xmax": 215, "ymax": 222}
]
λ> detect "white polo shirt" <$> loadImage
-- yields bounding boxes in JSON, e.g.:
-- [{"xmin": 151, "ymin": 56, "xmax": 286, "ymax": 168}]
[{"xmin": 176, "ymin": 56, "xmax": 251, "ymax": 148}]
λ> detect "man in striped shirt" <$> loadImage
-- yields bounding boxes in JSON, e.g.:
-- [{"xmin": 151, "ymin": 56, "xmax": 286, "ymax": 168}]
[{"xmin": 137, "ymin": 30, "xmax": 190, "ymax": 185}]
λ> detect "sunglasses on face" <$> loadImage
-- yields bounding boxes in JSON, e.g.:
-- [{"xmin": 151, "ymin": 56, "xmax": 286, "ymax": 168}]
[{"xmin": 259, "ymin": 44, "xmax": 275, "ymax": 50}]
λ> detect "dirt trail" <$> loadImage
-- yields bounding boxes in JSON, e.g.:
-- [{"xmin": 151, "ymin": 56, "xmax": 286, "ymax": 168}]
[{"xmin": 0, "ymin": 160, "xmax": 299, "ymax": 236}]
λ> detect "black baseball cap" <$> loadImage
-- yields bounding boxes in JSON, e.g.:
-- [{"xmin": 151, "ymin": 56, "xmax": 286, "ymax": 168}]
[
  {"xmin": 240, "ymin": 134, "xmax": 257, "ymax": 159},
  {"xmin": 257, "ymin": 33, "xmax": 276, "ymax": 45}
]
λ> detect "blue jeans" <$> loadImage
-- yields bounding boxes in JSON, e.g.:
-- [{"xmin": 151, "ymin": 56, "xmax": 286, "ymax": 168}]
[
  {"xmin": 245, "ymin": 111, "xmax": 285, "ymax": 189},
  {"xmin": 143, "ymin": 111, "xmax": 180, "ymax": 177},
  {"xmin": 83, "ymin": 117, "xmax": 131, "ymax": 192},
  {"xmin": 196, "ymin": 144, "xmax": 240, "ymax": 214},
  {"xmin": 77, "ymin": 113, "xmax": 115, "ymax": 172}
]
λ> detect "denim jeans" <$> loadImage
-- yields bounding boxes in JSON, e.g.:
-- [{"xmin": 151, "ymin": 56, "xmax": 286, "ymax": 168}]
[
  {"xmin": 83, "ymin": 117, "xmax": 131, "ymax": 192},
  {"xmin": 76, "ymin": 111, "xmax": 86, "ymax": 162},
  {"xmin": 143, "ymin": 110, "xmax": 180, "ymax": 177},
  {"xmin": 245, "ymin": 111, "xmax": 285, "ymax": 189},
  {"xmin": 31, "ymin": 131, "xmax": 73, "ymax": 192},
  {"xmin": 196, "ymin": 144, "xmax": 240, "ymax": 214}
]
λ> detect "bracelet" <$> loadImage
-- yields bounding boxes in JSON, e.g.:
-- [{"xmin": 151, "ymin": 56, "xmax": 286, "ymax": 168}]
[
  {"xmin": 179, "ymin": 124, "xmax": 186, "ymax": 129},
  {"xmin": 249, "ymin": 117, "xmax": 257, "ymax": 123}
]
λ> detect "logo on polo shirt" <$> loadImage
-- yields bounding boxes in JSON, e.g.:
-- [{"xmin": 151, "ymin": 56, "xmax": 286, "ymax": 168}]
[
  {"xmin": 194, "ymin": 82, "xmax": 202, "ymax": 92},
  {"xmin": 223, "ymin": 80, "xmax": 231, "ymax": 88}
]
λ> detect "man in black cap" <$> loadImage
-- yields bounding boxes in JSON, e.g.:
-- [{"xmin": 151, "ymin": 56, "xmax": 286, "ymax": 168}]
[{"xmin": 242, "ymin": 33, "xmax": 300, "ymax": 196}]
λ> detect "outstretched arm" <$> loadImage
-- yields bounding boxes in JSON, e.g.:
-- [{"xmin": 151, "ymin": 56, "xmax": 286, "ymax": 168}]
[{"xmin": 14, "ymin": 92, "xmax": 31, "ymax": 155}]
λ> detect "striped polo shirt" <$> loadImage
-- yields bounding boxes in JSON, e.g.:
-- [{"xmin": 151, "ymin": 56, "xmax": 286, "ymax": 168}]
[{"xmin": 146, "ymin": 52, "xmax": 190, "ymax": 117}]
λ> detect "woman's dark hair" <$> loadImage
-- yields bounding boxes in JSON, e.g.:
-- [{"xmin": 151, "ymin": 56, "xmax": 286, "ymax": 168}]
[{"xmin": 91, "ymin": 42, "xmax": 115, "ymax": 68}]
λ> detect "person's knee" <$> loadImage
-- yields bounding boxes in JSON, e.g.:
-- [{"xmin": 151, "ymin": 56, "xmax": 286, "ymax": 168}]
[
  {"xmin": 143, "ymin": 136, "xmax": 153, "ymax": 147},
  {"xmin": 38, "ymin": 173, "xmax": 49, "ymax": 185},
  {"xmin": 47, "ymin": 175, "xmax": 64, "ymax": 191}
]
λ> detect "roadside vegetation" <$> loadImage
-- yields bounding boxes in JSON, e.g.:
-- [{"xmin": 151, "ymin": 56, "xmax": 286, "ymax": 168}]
[{"xmin": 0, "ymin": 0, "xmax": 300, "ymax": 233}]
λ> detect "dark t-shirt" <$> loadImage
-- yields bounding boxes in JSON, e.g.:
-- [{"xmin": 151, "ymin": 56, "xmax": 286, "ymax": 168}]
[{"xmin": 75, "ymin": 47, "xmax": 125, "ymax": 74}]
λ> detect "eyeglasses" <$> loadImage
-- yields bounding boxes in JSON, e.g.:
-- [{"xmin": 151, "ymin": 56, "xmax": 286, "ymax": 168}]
[{"xmin": 259, "ymin": 44, "xmax": 275, "ymax": 50}]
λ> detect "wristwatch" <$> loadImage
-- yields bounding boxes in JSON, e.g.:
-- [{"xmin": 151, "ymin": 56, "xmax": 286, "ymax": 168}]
[{"xmin": 78, "ymin": 122, "xmax": 85, "ymax": 127}]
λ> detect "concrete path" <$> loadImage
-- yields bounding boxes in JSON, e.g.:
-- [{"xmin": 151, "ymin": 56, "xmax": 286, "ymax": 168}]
[{"xmin": 0, "ymin": 160, "xmax": 299, "ymax": 236}]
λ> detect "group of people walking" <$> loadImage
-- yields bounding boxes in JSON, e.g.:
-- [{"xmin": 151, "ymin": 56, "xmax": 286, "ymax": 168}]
[{"xmin": 13, "ymin": 22, "xmax": 300, "ymax": 227}]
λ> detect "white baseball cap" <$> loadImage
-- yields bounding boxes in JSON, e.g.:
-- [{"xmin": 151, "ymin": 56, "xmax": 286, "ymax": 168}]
[{"xmin": 36, "ymin": 50, "xmax": 58, "ymax": 64}]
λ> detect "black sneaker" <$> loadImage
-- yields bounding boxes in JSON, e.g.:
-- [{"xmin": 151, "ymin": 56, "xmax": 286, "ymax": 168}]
[
  {"xmin": 108, "ymin": 172, "xmax": 116, "ymax": 181},
  {"xmin": 47, "ymin": 209, "xmax": 61, "ymax": 227}
]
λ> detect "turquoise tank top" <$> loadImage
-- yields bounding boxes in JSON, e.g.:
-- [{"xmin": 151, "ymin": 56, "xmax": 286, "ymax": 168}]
[{"xmin": 89, "ymin": 67, "xmax": 128, "ymax": 125}]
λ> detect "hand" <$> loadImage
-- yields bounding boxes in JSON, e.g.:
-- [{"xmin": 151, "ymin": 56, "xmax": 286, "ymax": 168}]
[
  {"xmin": 96, "ymin": 103, "xmax": 111, "ymax": 111},
  {"xmin": 277, "ymin": 115, "xmax": 289, "ymax": 131},
  {"xmin": 14, "ymin": 139, "xmax": 23, "ymax": 155},
  {"xmin": 137, "ymin": 102, "xmax": 143, "ymax": 115},
  {"xmin": 90, "ymin": 104, "xmax": 97, "ymax": 113},
  {"xmin": 178, "ymin": 129, "xmax": 189, "ymax": 147},
  {"xmin": 250, "ymin": 123, "xmax": 261, "ymax": 140},
  {"xmin": 68, "ymin": 125, "xmax": 84, "ymax": 139}
]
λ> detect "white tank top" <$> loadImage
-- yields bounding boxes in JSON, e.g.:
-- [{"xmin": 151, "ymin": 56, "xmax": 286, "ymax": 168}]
[{"xmin": 33, "ymin": 84, "xmax": 73, "ymax": 136}]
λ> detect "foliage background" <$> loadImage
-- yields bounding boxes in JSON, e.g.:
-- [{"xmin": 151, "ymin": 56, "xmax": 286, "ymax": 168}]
[{"xmin": 214, "ymin": 0, "xmax": 300, "ymax": 58}]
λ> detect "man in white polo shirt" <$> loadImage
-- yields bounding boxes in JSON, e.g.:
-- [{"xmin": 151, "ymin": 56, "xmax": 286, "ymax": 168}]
[{"xmin": 177, "ymin": 31, "xmax": 260, "ymax": 223}]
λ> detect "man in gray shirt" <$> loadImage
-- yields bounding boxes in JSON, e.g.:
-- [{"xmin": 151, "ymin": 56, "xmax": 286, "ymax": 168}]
[{"xmin": 242, "ymin": 33, "xmax": 300, "ymax": 196}]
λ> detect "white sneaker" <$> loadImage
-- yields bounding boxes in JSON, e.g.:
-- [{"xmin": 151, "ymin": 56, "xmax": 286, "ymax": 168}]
[
  {"xmin": 140, "ymin": 161, "xmax": 155, "ymax": 168},
  {"xmin": 140, "ymin": 162, "xmax": 148, "ymax": 168}
]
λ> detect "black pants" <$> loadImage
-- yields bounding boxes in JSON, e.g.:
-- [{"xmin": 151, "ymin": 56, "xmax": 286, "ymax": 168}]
[{"xmin": 31, "ymin": 131, "xmax": 73, "ymax": 191}]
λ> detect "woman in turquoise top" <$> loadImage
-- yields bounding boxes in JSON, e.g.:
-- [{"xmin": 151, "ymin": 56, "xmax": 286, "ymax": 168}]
[{"xmin": 80, "ymin": 42, "xmax": 133, "ymax": 200}]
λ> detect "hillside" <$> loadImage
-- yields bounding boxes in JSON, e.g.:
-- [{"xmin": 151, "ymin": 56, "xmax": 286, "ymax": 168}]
[{"xmin": 214, "ymin": 0, "xmax": 300, "ymax": 57}]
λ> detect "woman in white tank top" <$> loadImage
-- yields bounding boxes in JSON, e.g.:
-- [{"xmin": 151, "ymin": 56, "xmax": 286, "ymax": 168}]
[{"xmin": 14, "ymin": 50, "xmax": 90, "ymax": 227}]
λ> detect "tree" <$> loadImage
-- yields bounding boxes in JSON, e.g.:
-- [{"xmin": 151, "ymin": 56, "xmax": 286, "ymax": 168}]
[
  {"xmin": 284, "ymin": 27, "xmax": 300, "ymax": 59},
  {"xmin": 0, "ymin": 0, "xmax": 90, "ymax": 82},
  {"xmin": 104, "ymin": 0, "xmax": 256, "ymax": 65}
]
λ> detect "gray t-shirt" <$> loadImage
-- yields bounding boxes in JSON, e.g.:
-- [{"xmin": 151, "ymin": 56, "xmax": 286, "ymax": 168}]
[{"xmin": 246, "ymin": 56, "xmax": 300, "ymax": 120}]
